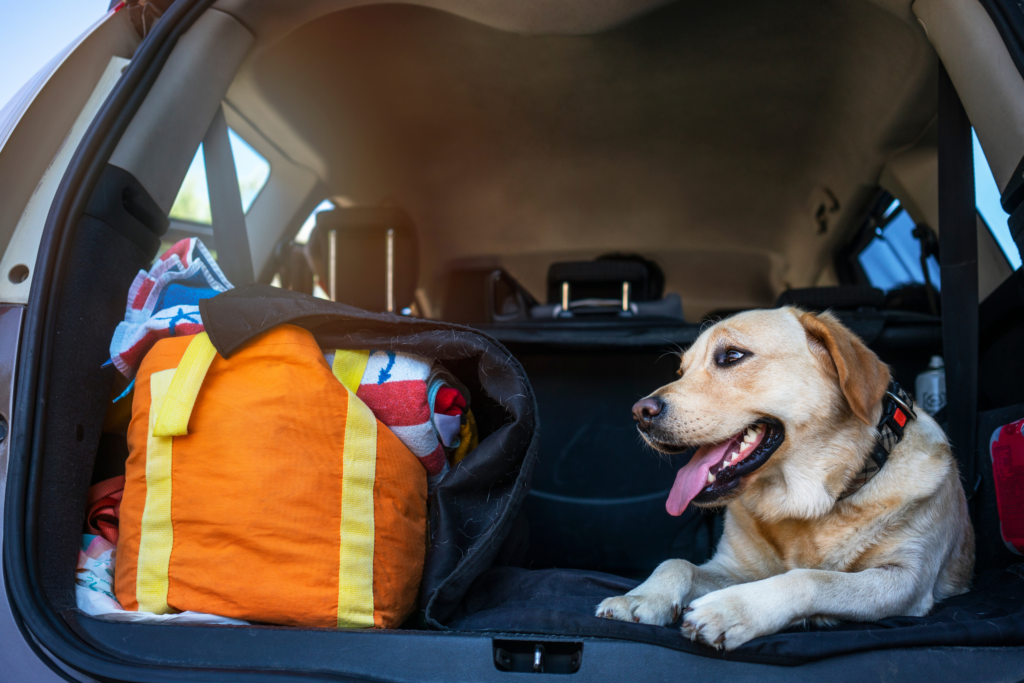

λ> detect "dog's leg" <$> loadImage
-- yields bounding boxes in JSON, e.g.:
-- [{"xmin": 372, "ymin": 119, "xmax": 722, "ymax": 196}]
[
  {"xmin": 682, "ymin": 565, "xmax": 925, "ymax": 650},
  {"xmin": 596, "ymin": 559, "xmax": 738, "ymax": 625}
]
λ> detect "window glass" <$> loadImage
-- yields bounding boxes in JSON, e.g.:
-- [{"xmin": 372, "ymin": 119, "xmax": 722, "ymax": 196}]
[
  {"xmin": 295, "ymin": 199, "xmax": 335, "ymax": 244},
  {"xmin": 974, "ymin": 129, "xmax": 1022, "ymax": 270},
  {"xmin": 858, "ymin": 201, "xmax": 941, "ymax": 292},
  {"xmin": 231, "ymin": 130, "xmax": 271, "ymax": 211},
  {"xmin": 169, "ymin": 145, "xmax": 210, "ymax": 224},
  {"xmin": 168, "ymin": 129, "xmax": 271, "ymax": 225}
]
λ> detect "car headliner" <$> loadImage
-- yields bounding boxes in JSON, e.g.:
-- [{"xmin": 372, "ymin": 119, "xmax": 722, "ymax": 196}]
[{"xmin": 218, "ymin": 0, "xmax": 936, "ymax": 318}]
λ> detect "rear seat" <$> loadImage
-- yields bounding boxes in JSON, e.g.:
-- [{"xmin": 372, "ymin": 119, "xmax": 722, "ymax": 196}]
[
  {"xmin": 442, "ymin": 255, "xmax": 685, "ymax": 324},
  {"xmin": 438, "ymin": 256, "xmax": 708, "ymax": 577},
  {"xmin": 516, "ymin": 347, "xmax": 718, "ymax": 578},
  {"xmin": 441, "ymin": 279, "xmax": 942, "ymax": 576},
  {"xmin": 775, "ymin": 285, "xmax": 886, "ymax": 311}
]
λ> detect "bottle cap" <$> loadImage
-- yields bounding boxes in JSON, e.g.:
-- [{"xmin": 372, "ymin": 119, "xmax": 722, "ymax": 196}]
[{"xmin": 929, "ymin": 355, "xmax": 944, "ymax": 369}]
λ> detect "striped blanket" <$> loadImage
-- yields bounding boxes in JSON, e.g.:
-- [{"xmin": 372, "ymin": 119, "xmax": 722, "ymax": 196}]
[{"xmin": 109, "ymin": 238, "xmax": 231, "ymax": 379}]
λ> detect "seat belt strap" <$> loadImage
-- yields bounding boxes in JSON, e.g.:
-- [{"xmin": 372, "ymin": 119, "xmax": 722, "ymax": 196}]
[
  {"xmin": 938, "ymin": 63, "xmax": 979, "ymax": 495},
  {"xmin": 203, "ymin": 105, "xmax": 254, "ymax": 286}
]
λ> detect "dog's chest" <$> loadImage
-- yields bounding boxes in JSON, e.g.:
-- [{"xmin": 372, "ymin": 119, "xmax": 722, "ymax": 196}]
[{"xmin": 747, "ymin": 513, "xmax": 881, "ymax": 572}]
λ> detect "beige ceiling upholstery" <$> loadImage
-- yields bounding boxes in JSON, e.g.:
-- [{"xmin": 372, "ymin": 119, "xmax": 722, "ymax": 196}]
[{"xmin": 222, "ymin": 0, "xmax": 937, "ymax": 318}]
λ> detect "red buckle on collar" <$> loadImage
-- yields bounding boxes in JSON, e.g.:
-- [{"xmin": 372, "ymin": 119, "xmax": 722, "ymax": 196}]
[{"xmin": 893, "ymin": 408, "xmax": 907, "ymax": 427}]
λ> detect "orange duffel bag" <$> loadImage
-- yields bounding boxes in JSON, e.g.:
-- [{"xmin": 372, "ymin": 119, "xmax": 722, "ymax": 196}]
[{"xmin": 115, "ymin": 323, "xmax": 427, "ymax": 628}]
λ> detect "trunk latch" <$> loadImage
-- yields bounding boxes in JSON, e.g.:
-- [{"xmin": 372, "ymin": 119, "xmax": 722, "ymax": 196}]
[{"xmin": 493, "ymin": 639, "xmax": 583, "ymax": 674}]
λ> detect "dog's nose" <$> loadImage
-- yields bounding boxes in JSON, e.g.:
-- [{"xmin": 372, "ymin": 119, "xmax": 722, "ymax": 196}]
[{"xmin": 633, "ymin": 398, "xmax": 664, "ymax": 427}]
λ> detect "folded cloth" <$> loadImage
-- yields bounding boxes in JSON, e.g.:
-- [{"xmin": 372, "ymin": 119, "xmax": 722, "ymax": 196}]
[
  {"xmin": 85, "ymin": 476, "xmax": 125, "ymax": 545},
  {"xmin": 325, "ymin": 349, "xmax": 470, "ymax": 494},
  {"xmin": 109, "ymin": 238, "xmax": 231, "ymax": 379},
  {"xmin": 76, "ymin": 534, "xmax": 246, "ymax": 625}
]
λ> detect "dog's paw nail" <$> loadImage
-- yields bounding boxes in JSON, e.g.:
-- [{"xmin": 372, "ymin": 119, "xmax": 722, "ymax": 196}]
[
  {"xmin": 632, "ymin": 616, "xmax": 640, "ymax": 623},
  {"xmin": 683, "ymin": 607, "xmax": 694, "ymax": 614},
  {"xmin": 714, "ymin": 633, "xmax": 726, "ymax": 646},
  {"xmin": 671, "ymin": 606, "xmax": 681, "ymax": 620}
]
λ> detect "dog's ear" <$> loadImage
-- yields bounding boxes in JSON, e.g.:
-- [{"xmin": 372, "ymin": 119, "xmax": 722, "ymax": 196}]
[{"xmin": 799, "ymin": 310, "xmax": 890, "ymax": 425}]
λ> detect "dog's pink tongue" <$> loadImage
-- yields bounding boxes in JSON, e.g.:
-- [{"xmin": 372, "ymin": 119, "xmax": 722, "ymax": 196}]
[{"xmin": 666, "ymin": 441, "xmax": 733, "ymax": 516}]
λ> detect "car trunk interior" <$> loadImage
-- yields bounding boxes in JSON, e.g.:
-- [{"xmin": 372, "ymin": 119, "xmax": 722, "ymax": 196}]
[{"xmin": 11, "ymin": 0, "xmax": 1024, "ymax": 678}]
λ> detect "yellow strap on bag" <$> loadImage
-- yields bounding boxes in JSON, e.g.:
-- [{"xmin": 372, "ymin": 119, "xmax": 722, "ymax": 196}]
[
  {"xmin": 136, "ymin": 368, "xmax": 177, "ymax": 613},
  {"xmin": 332, "ymin": 349, "xmax": 369, "ymax": 393},
  {"xmin": 137, "ymin": 332, "xmax": 216, "ymax": 613},
  {"xmin": 152, "ymin": 332, "xmax": 218, "ymax": 437},
  {"xmin": 331, "ymin": 349, "xmax": 376, "ymax": 628}
]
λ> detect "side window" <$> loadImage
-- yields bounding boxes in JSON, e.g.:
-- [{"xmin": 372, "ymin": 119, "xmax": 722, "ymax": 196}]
[
  {"xmin": 857, "ymin": 201, "xmax": 940, "ymax": 293},
  {"xmin": 974, "ymin": 129, "xmax": 1023, "ymax": 270},
  {"xmin": 857, "ymin": 130, "xmax": 1021, "ymax": 295},
  {"xmin": 295, "ymin": 199, "xmax": 336, "ymax": 244},
  {"xmin": 168, "ymin": 129, "xmax": 271, "ymax": 224},
  {"xmin": 269, "ymin": 199, "xmax": 335, "ymax": 298}
]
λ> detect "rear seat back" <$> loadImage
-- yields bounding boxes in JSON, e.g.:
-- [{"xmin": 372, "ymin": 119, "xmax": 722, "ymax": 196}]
[
  {"xmin": 441, "ymin": 256, "xmax": 685, "ymax": 323},
  {"xmin": 775, "ymin": 286, "xmax": 886, "ymax": 311},
  {"xmin": 515, "ymin": 347, "xmax": 717, "ymax": 578}
]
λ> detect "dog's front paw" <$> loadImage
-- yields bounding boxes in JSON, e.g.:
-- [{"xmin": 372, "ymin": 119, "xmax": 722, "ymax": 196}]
[
  {"xmin": 681, "ymin": 584, "xmax": 784, "ymax": 651},
  {"xmin": 596, "ymin": 593, "xmax": 683, "ymax": 626}
]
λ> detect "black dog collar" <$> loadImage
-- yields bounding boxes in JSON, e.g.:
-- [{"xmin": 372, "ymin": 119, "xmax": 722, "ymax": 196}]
[{"xmin": 840, "ymin": 380, "xmax": 917, "ymax": 500}]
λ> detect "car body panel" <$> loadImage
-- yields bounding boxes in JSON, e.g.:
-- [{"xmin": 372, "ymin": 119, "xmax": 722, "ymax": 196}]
[
  {"xmin": 0, "ymin": 306, "xmax": 68, "ymax": 682},
  {"xmin": 0, "ymin": 7, "xmax": 137, "ymax": 305}
]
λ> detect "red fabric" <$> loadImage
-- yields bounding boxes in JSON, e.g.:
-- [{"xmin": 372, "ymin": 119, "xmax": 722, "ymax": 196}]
[
  {"xmin": 132, "ymin": 278, "xmax": 155, "ymax": 309},
  {"xmin": 991, "ymin": 418, "xmax": 1024, "ymax": 554},
  {"xmin": 357, "ymin": 380, "xmax": 431, "ymax": 426},
  {"xmin": 434, "ymin": 386, "xmax": 465, "ymax": 416},
  {"xmin": 419, "ymin": 444, "xmax": 448, "ymax": 476},
  {"xmin": 161, "ymin": 239, "xmax": 192, "ymax": 265},
  {"xmin": 86, "ymin": 475, "xmax": 125, "ymax": 545}
]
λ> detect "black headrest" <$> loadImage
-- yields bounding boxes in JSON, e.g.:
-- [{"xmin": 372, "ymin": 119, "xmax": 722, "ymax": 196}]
[
  {"xmin": 306, "ymin": 207, "xmax": 418, "ymax": 312},
  {"xmin": 547, "ymin": 254, "xmax": 665, "ymax": 304},
  {"xmin": 775, "ymin": 286, "xmax": 885, "ymax": 312}
]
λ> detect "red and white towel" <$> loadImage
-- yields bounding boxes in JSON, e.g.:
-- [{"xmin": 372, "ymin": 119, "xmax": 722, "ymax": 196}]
[
  {"xmin": 327, "ymin": 349, "xmax": 467, "ymax": 493},
  {"xmin": 109, "ymin": 238, "xmax": 232, "ymax": 379}
]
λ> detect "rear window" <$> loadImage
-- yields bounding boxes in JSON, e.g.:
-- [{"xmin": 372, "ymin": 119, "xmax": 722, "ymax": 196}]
[{"xmin": 168, "ymin": 128, "xmax": 271, "ymax": 225}]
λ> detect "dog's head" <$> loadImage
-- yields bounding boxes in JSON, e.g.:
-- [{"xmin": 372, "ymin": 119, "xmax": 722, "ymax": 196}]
[{"xmin": 636, "ymin": 307, "xmax": 890, "ymax": 519}]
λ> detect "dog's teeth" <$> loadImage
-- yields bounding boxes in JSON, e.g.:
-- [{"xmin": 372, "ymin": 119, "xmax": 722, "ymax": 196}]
[{"xmin": 707, "ymin": 472, "xmax": 716, "ymax": 484}]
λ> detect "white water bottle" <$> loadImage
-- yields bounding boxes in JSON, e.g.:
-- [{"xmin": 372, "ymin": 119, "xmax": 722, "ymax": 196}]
[{"xmin": 915, "ymin": 356, "xmax": 946, "ymax": 415}]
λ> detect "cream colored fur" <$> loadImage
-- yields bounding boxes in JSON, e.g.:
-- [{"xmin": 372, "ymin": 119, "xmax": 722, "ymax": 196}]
[{"xmin": 596, "ymin": 307, "xmax": 974, "ymax": 650}]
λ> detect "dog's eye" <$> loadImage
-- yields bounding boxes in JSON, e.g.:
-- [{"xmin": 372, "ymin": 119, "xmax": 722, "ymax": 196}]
[{"xmin": 716, "ymin": 348, "xmax": 747, "ymax": 366}]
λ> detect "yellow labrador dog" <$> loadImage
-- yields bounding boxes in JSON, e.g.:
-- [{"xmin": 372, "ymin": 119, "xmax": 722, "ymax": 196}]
[{"xmin": 596, "ymin": 307, "xmax": 974, "ymax": 650}]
